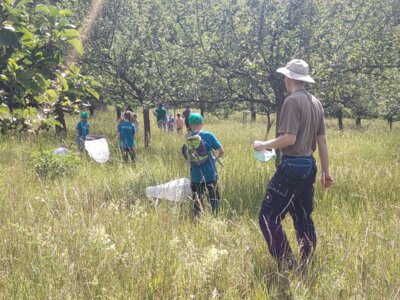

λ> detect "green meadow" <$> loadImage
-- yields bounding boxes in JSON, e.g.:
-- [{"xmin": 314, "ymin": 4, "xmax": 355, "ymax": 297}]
[{"xmin": 0, "ymin": 110, "xmax": 399, "ymax": 299}]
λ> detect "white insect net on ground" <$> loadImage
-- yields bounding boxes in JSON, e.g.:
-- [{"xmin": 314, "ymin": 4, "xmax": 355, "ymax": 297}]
[{"xmin": 145, "ymin": 178, "xmax": 191, "ymax": 202}]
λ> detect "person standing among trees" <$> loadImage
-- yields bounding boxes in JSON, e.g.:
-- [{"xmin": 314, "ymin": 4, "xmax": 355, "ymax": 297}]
[
  {"xmin": 253, "ymin": 59, "xmax": 333, "ymax": 270},
  {"xmin": 182, "ymin": 106, "xmax": 192, "ymax": 131},
  {"xmin": 175, "ymin": 113, "xmax": 184, "ymax": 134},
  {"xmin": 117, "ymin": 111, "xmax": 136, "ymax": 162},
  {"xmin": 167, "ymin": 114, "xmax": 174, "ymax": 132},
  {"xmin": 76, "ymin": 111, "xmax": 89, "ymax": 152},
  {"xmin": 155, "ymin": 103, "xmax": 167, "ymax": 130}
]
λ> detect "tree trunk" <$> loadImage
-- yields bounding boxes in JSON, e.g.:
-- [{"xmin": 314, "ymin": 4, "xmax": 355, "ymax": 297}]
[
  {"xmin": 388, "ymin": 117, "xmax": 393, "ymax": 131},
  {"xmin": 250, "ymin": 103, "xmax": 256, "ymax": 122},
  {"xmin": 273, "ymin": 78, "xmax": 286, "ymax": 166},
  {"xmin": 143, "ymin": 108, "xmax": 151, "ymax": 148},
  {"xmin": 54, "ymin": 105, "xmax": 67, "ymax": 134},
  {"xmin": 264, "ymin": 112, "xmax": 274, "ymax": 140},
  {"xmin": 251, "ymin": 111, "xmax": 256, "ymax": 122},
  {"xmin": 89, "ymin": 105, "xmax": 95, "ymax": 117},
  {"xmin": 224, "ymin": 108, "xmax": 229, "ymax": 119},
  {"xmin": 356, "ymin": 117, "xmax": 361, "ymax": 127},
  {"xmin": 198, "ymin": 98, "xmax": 205, "ymax": 116},
  {"xmin": 338, "ymin": 110, "xmax": 343, "ymax": 130},
  {"xmin": 116, "ymin": 106, "xmax": 122, "ymax": 120}
]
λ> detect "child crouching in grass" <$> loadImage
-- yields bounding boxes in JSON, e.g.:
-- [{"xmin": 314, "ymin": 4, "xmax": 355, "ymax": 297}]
[{"xmin": 117, "ymin": 111, "xmax": 136, "ymax": 162}]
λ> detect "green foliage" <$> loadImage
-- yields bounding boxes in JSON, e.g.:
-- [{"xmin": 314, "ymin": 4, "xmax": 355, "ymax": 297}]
[
  {"xmin": 0, "ymin": 0, "xmax": 99, "ymax": 133},
  {"xmin": 81, "ymin": 0, "xmax": 400, "ymax": 131},
  {"xmin": 31, "ymin": 149, "xmax": 80, "ymax": 179}
]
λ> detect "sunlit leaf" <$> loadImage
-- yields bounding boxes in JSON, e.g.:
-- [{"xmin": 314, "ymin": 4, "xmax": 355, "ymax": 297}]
[
  {"xmin": 67, "ymin": 39, "xmax": 83, "ymax": 55},
  {"xmin": 48, "ymin": 5, "xmax": 59, "ymax": 17},
  {"xmin": 0, "ymin": 104, "xmax": 9, "ymax": 114},
  {"xmin": 56, "ymin": 72, "xmax": 69, "ymax": 91},
  {"xmin": 43, "ymin": 118, "xmax": 61, "ymax": 127},
  {"xmin": 90, "ymin": 80, "xmax": 102, "ymax": 88},
  {"xmin": 62, "ymin": 29, "xmax": 80, "ymax": 38},
  {"xmin": 35, "ymin": 4, "xmax": 50, "ymax": 14},
  {"xmin": 85, "ymin": 87, "xmax": 100, "ymax": 100},
  {"xmin": 45, "ymin": 89, "xmax": 59, "ymax": 102},
  {"xmin": 59, "ymin": 9, "xmax": 72, "ymax": 16}
]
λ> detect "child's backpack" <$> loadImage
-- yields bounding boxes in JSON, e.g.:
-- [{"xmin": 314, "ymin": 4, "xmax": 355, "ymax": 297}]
[{"xmin": 182, "ymin": 133, "xmax": 210, "ymax": 166}]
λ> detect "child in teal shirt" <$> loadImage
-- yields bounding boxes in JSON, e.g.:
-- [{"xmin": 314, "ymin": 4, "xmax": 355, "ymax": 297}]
[
  {"xmin": 76, "ymin": 111, "xmax": 89, "ymax": 152},
  {"xmin": 182, "ymin": 113, "xmax": 224, "ymax": 215},
  {"xmin": 117, "ymin": 111, "xmax": 136, "ymax": 162}
]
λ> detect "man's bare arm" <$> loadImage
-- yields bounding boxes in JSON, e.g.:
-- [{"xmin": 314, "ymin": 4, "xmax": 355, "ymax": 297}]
[
  {"xmin": 317, "ymin": 134, "xmax": 333, "ymax": 188},
  {"xmin": 253, "ymin": 133, "xmax": 296, "ymax": 151}
]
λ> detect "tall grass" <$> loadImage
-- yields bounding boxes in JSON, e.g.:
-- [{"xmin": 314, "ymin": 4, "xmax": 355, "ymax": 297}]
[{"xmin": 0, "ymin": 110, "xmax": 399, "ymax": 299}]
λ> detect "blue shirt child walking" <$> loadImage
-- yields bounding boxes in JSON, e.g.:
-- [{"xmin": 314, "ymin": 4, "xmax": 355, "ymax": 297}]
[
  {"xmin": 117, "ymin": 111, "xmax": 136, "ymax": 162},
  {"xmin": 182, "ymin": 113, "xmax": 224, "ymax": 216},
  {"xmin": 76, "ymin": 111, "xmax": 89, "ymax": 151}
]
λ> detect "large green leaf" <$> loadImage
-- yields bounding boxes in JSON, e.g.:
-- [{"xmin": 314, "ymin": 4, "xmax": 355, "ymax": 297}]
[
  {"xmin": 56, "ymin": 72, "xmax": 69, "ymax": 91},
  {"xmin": 62, "ymin": 29, "xmax": 80, "ymax": 38},
  {"xmin": 48, "ymin": 5, "xmax": 60, "ymax": 17},
  {"xmin": 23, "ymin": 107, "xmax": 37, "ymax": 118},
  {"xmin": 0, "ymin": 104, "xmax": 9, "ymax": 114},
  {"xmin": 45, "ymin": 89, "xmax": 59, "ymax": 102},
  {"xmin": 85, "ymin": 87, "xmax": 100, "ymax": 100},
  {"xmin": 69, "ymin": 65, "xmax": 80, "ymax": 76},
  {"xmin": 35, "ymin": 4, "xmax": 50, "ymax": 14},
  {"xmin": 43, "ymin": 118, "xmax": 61, "ymax": 127},
  {"xmin": 90, "ymin": 80, "xmax": 103, "ymax": 88},
  {"xmin": 18, "ymin": 27, "xmax": 35, "ymax": 47},
  {"xmin": 67, "ymin": 38, "xmax": 83, "ymax": 55},
  {"xmin": 7, "ymin": 58, "xmax": 19, "ymax": 74},
  {"xmin": 14, "ymin": 0, "xmax": 31, "ymax": 8},
  {"xmin": 59, "ymin": 9, "xmax": 72, "ymax": 16}
]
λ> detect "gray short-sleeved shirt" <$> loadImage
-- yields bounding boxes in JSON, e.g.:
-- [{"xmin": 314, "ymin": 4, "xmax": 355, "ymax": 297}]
[{"xmin": 278, "ymin": 89, "xmax": 326, "ymax": 156}]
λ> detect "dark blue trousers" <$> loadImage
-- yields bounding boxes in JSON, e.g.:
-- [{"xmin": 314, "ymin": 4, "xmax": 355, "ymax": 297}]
[
  {"xmin": 259, "ymin": 157, "xmax": 317, "ymax": 263},
  {"xmin": 191, "ymin": 181, "xmax": 220, "ymax": 215}
]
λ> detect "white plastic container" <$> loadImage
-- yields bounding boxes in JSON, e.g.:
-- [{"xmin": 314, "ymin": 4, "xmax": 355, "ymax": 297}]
[
  {"xmin": 145, "ymin": 178, "xmax": 191, "ymax": 202},
  {"xmin": 254, "ymin": 149, "xmax": 276, "ymax": 162},
  {"xmin": 53, "ymin": 147, "xmax": 68, "ymax": 155},
  {"xmin": 84, "ymin": 136, "xmax": 110, "ymax": 164}
]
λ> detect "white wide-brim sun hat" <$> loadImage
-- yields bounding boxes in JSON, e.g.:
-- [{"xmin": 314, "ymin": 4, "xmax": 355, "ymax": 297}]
[{"xmin": 276, "ymin": 59, "xmax": 315, "ymax": 83}]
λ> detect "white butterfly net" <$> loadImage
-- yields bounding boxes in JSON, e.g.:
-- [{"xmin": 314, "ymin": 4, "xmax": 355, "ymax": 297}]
[
  {"xmin": 145, "ymin": 178, "xmax": 191, "ymax": 202},
  {"xmin": 84, "ymin": 136, "xmax": 110, "ymax": 164}
]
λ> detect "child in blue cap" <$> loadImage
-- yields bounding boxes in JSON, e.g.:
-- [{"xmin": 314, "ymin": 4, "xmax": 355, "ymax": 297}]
[
  {"xmin": 182, "ymin": 113, "xmax": 224, "ymax": 215},
  {"xmin": 76, "ymin": 111, "xmax": 89, "ymax": 152}
]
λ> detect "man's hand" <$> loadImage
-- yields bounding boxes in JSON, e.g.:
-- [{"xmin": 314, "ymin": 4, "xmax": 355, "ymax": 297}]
[
  {"xmin": 253, "ymin": 140, "xmax": 266, "ymax": 151},
  {"xmin": 321, "ymin": 172, "xmax": 333, "ymax": 189}
]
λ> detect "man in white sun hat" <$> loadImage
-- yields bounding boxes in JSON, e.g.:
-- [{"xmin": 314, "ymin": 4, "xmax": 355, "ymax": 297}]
[{"xmin": 253, "ymin": 59, "xmax": 333, "ymax": 270}]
